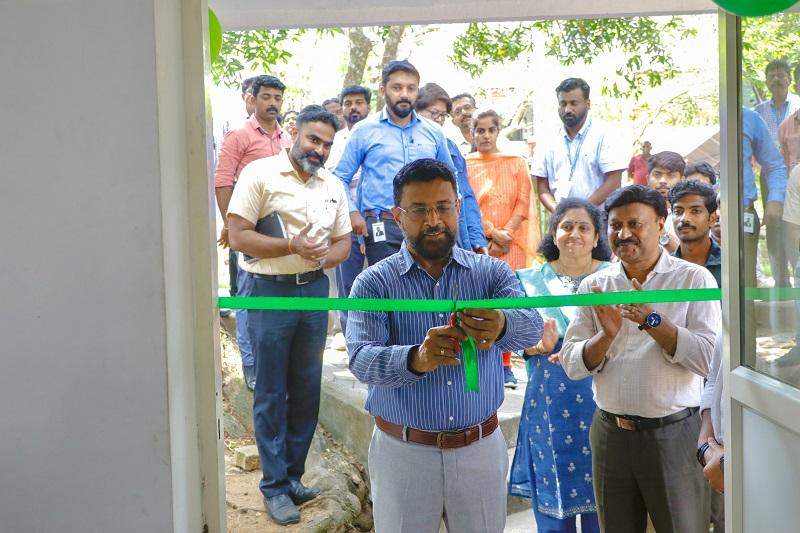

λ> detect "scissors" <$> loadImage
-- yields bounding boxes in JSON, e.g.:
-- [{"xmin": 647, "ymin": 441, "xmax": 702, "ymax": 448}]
[{"xmin": 447, "ymin": 280, "xmax": 461, "ymax": 354}]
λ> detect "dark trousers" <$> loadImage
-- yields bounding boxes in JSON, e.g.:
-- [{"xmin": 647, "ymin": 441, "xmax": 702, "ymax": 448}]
[
  {"xmin": 242, "ymin": 272, "xmax": 329, "ymax": 498},
  {"xmin": 335, "ymin": 236, "xmax": 366, "ymax": 334},
  {"xmin": 228, "ymin": 248, "xmax": 239, "ymax": 296},
  {"xmin": 589, "ymin": 410, "xmax": 707, "ymax": 533},
  {"xmin": 364, "ymin": 215, "xmax": 403, "ymax": 266}
]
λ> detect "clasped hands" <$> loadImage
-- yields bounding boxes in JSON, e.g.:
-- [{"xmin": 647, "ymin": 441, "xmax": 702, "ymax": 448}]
[
  {"xmin": 409, "ymin": 308, "xmax": 506, "ymax": 373},
  {"xmin": 592, "ymin": 278, "xmax": 654, "ymax": 338}
]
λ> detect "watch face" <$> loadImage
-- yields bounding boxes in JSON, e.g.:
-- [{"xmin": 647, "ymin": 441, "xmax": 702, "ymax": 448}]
[{"xmin": 647, "ymin": 312, "xmax": 662, "ymax": 328}]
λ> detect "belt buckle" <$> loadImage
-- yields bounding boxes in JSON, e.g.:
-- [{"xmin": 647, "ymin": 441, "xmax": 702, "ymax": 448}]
[
  {"xmin": 436, "ymin": 432, "xmax": 445, "ymax": 448},
  {"xmin": 615, "ymin": 416, "xmax": 637, "ymax": 431},
  {"xmin": 295, "ymin": 272, "xmax": 312, "ymax": 285}
]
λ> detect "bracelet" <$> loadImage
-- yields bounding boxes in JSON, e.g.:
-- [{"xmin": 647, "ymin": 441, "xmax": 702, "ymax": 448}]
[
  {"xmin": 287, "ymin": 237, "xmax": 295, "ymax": 255},
  {"xmin": 696, "ymin": 442, "xmax": 710, "ymax": 467}
]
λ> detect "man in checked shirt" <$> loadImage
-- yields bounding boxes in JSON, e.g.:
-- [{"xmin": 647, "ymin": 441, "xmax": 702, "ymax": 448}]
[
  {"xmin": 561, "ymin": 184, "xmax": 720, "ymax": 533},
  {"xmin": 346, "ymin": 158, "xmax": 543, "ymax": 532}
]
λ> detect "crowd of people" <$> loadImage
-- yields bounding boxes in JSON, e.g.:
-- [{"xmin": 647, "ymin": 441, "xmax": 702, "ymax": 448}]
[{"xmin": 211, "ymin": 56, "xmax": 797, "ymax": 532}]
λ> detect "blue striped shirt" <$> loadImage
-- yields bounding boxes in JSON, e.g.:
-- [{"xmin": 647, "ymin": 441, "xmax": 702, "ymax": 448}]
[{"xmin": 346, "ymin": 242, "xmax": 543, "ymax": 431}]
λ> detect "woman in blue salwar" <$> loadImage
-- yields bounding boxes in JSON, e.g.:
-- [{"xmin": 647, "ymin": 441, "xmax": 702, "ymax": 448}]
[{"xmin": 510, "ymin": 198, "xmax": 612, "ymax": 533}]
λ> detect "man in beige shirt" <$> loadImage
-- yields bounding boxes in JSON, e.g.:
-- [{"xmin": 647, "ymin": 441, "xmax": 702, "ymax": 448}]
[
  {"xmin": 227, "ymin": 106, "xmax": 352, "ymax": 525},
  {"xmin": 561, "ymin": 184, "xmax": 720, "ymax": 533}
]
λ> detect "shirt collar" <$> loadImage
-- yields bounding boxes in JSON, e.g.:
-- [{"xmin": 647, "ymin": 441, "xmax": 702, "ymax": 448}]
[
  {"xmin": 612, "ymin": 248, "xmax": 672, "ymax": 280},
  {"xmin": 379, "ymin": 107, "xmax": 419, "ymax": 127},
  {"xmin": 249, "ymin": 116, "xmax": 284, "ymax": 138},
  {"xmin": 397, "ymin": 241, "xmax": 472, "ymax": 276},
  {"xmin": 672, "ymin": 237, "xmax": 721, "ymax": 267}
]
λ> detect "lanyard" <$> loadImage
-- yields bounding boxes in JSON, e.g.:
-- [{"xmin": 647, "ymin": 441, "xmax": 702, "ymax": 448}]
[{"xmin": 564, "ymin": 118, "xmax": 592, "ymax": 178}]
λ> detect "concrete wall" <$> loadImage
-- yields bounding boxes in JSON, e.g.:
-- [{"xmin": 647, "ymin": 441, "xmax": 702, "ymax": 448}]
[{"xmin": 0, "ymin": 1, "xmax": 223, "ymax": 531}]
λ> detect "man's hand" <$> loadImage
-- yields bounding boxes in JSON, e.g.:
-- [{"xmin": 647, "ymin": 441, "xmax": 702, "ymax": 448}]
[
  {"xmin": 410, "ymin": 325, "xmax": 466, "ymax": 373},
  {"xmin": 291, "ymin": 223, "xmax": 329, "ymax": 262},
  {"xmin": 618, "ymin": 278, "xmax": 655, "ymax": 326},
  {"xmin": 703, "ymin": 438, "xmax": 725, "ymax": 494},
  {"xmin": 473, "ymin": 245, "xmax": 489, "ymax": 255},
  {"xmin": 591, "ymin": 285, "xmax": 622, "ymax": 339},
  {"xmin": 456, "ymin": 308, "xmax": 506, "ymax": 350},
  {"xmin": 350, "ymin": 212, "xmax": 368, "ymax": 237},
  {"xmin": 764, "ymin": 201, "xmax": 784, "ymax": 226},
  {"xmin": 218, "ymin": 227, "xmax": 230, "ymax": 248}
]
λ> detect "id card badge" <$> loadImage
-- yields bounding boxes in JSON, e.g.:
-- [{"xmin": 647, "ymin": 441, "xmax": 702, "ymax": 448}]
[
  {"xmin": 372, "ymin": 221, "xmax": 387, "ymax": 243},
  {"xmin": 743, "ymin": 211, "xmax": 756, "ymax": 234}
]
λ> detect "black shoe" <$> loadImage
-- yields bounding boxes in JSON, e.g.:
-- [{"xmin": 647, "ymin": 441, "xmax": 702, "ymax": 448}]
[
  {"xmin": 288, "ymin": 480, "xmax": 320, "ymax": 505},
  {"xmin": 243, "ymin": 365, "xmax": 256, "ymax": 391},
  {"xmin": 264, "ymin": 494, "xmax": 300, "ymax": 525}
]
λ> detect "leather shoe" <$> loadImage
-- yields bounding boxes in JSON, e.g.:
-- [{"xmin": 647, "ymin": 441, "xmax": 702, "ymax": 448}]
[
  {"xmin": 288, "ymin": 480, "xmax": 320, "ymax": 505},
  {"xmin": 263, "ymin": 494, "xmax": 300, "ymax": 525},
  {"xmin": 243, "ymin": 365, "xmax": 256, "ymax": 391}
]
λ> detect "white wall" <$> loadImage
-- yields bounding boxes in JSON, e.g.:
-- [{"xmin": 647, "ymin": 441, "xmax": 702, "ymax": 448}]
[{"xmin": 0, "ymin": 0, "xmax": 222, "ymax": 531}]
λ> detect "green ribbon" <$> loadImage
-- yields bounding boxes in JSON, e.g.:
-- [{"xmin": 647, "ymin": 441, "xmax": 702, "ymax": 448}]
[
  {"xmin": 218, "ymin": 288, "xmax": 722, "ymax": 312},
  {"xmin": 461, "ymin": 336, "xmax": 479, "ymax": 393}
]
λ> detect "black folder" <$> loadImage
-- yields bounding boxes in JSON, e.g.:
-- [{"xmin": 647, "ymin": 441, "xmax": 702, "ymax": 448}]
[{"xmin": 242, "ymin": 212, "xmax": 287, "ymax": 263}]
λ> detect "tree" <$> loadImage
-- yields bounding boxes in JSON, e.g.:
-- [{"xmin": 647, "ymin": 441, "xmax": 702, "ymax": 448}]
[
  {"xmin": 741, "ymin": 13, "xmax": 800, "ymax": 105},
  {"xmin": 449, "ymin": 18, "xmax": 697, "ymax": 101}
]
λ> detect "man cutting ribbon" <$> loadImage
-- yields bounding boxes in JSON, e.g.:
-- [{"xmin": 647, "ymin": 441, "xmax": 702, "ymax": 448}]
[{"xmin": 346, "ymin": 158, "xmax": 543, "ymax": 532}]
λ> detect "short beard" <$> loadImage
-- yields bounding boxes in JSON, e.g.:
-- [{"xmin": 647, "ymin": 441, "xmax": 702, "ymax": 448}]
[
  {"xmin": 560, "ymin": 108, "xmax": 587, "ymax": 128},
  {"xmin": 411, "ymin": 228, "xmax": 456, "ymax": 260},
  {"xmin": 291, "ymin": 145, "xmax": 323, "ymax": 174},
  {"xmin": 387, "ymin": 96, "xmax": 413, "ymax": 119}
]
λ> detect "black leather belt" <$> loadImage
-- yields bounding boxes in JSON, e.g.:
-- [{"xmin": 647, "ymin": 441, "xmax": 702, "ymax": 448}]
[
  {"xmin": 363, "ymin": 209, "xmax": 395, "ymax": 220},
  {"xmin": 600, "ymin": 407, "xmax": 698, "ymax": 431},
  {"xmin": 252, "ymin": 270, "xmax": 323, "ymax": 285}
]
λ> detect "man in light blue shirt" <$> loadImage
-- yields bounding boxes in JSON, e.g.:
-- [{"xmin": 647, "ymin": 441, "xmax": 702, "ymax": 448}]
[
  {"xmin": 347, "ymin": 158, "xmax": 542, "ymax": 532},
  {"xmin": 753, "ymin": 60, "xmax": 798, "ymax": 287},
  {"xmin": 334, "ymin": 60, "xmax": 455, "ymax": 265},
  {"xmin": 533, "ymin": 78, "xmax": 626, "ymax": 213}
]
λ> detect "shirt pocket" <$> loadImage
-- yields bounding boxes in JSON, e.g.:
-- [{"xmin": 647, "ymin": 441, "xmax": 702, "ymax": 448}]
[{"xmin": 409, "ymin": 141, "xmax": 438, "ymax": 161}]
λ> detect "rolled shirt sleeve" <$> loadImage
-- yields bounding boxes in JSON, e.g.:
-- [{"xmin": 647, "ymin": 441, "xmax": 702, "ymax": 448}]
[
  {"xmin": 491, "ymin": 260, "xmax": 543, "ymax": 352},
  {"xmin": 560, "ymin": 281, "xmax": 606, "ymax": 380},
  {"xmin": 214, "ymin": 130, "xmax": 243, "ymax": 188},
  {"xmin": 667, "ymin": 268, "xmax": 719, "ymax": 377}
]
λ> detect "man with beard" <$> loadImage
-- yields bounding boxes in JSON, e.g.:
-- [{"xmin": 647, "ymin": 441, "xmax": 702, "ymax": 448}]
[
  {"xmin": 215, "ymin": 74, "xmax": 293, "ymax": 390},
  {"xmin": 647, "ymin": 150, "xmax": 685, "ymax": 253},
  {"xmin": 334, "ymin": 60, "xmax": 455, "ymax": 266},
  {"xmin": 533, "ymin": 78, "xmax": 626, "ymax": 213},
  {"xmin": 346, "ymin": 158, "xmax": 543, "ymax": 532},
  {"xmin": 669, "ymin": 180, "xmax": 721, "ymax": 287},
  {"xmin": 561, "ymin": 185, "xmax": 719, "ymax": 533},
  {"xmin": 227, "ymin": 105, "xmax": 352, "ymax": 525}
]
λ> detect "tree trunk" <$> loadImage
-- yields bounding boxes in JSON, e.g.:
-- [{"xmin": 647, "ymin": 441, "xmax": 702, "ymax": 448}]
[
  {"xmin": 375, "ymin": 25, "xmax": 407, "ymax": 110},
  {"xmin": 342, "ymin": 27, "xmax": 373, "ymax": 90}
]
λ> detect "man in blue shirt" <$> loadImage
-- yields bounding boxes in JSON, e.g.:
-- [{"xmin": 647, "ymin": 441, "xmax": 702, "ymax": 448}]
[
  {"xmin": 346, "ymin": 159, "xmax": 543, "ymax": 532},
  {"xmin": 414, "ymin": 82, "xmax": 488, "ymax": 254},
  {"xmin": 334, "ymin": 60, "xmax": 455, "ymax": 266}
]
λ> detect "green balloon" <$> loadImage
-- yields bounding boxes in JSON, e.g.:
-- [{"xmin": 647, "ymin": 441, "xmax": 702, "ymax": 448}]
[
  {"xmin": 713, "ymin": 0, "xmax": 797, "ymax": 16},
  {"xmin": 208, "ymin": 8, "xmax": 222, "ymax": 63}
]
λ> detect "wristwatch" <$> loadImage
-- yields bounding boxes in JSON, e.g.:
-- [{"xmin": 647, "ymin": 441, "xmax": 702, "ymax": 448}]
[{"xmin": 638, "ymin": 311, "xmax": 662, "ymax": 330}]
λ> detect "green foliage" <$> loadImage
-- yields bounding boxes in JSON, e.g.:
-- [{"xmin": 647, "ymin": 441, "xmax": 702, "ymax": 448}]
[
  {"xmin": 450, "ymin": 18, "xmax": 696, "ymax": 100},
  {"xmin": 450, "ymin": 23, "xmax": 534, "ymax": 78},
  {"xmin": 742, "ymin": 14, "xmax": 800, "ymax": 104},
  {"xmin": 212, "ymin": 28, "xmax": 342, "ymax": 89}
]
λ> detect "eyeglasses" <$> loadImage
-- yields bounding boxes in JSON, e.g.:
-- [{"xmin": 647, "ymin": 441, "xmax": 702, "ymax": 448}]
[
  {"xmin": 427, "ymin": 110, "xmax": 450, "ymax": 121},
  {"xmin": 453, "ymin": 104, "xmax": 474, "ymax": 116},
  {"xmin": 397, "ymin": 202, "xmax": 457, "ymax": 221}
]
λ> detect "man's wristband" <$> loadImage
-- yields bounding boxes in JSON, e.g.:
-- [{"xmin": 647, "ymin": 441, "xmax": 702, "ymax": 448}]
[
  {"xmin": 287, "ymin": 237, "xmax": 295, "ymax": 255},
  {"xmin": 696, "ymin": 442, "xmax": 710, "ymax": 467}
]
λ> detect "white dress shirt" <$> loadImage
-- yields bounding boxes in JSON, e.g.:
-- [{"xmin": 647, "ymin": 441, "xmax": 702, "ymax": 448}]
[
  {"xmin": 701, "ymin": 331, "xmax": 725, "ymax": 444},
  {"xmin": 560, "ymin": 249, "xmax": 720, "ymax": 418},
  {"xmin": 531, "ymin": 115, "xmax": 627, "ymax": 203}
]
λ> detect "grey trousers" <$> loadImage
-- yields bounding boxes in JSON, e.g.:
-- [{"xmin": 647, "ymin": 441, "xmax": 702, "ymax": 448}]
[
  {"xmin": 369, "ymin": 426, "xmax": 508, "ymax": 533},
  {"xmin": 590, "ymin": 410, "xmax": 708, "ymax": 533}
]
